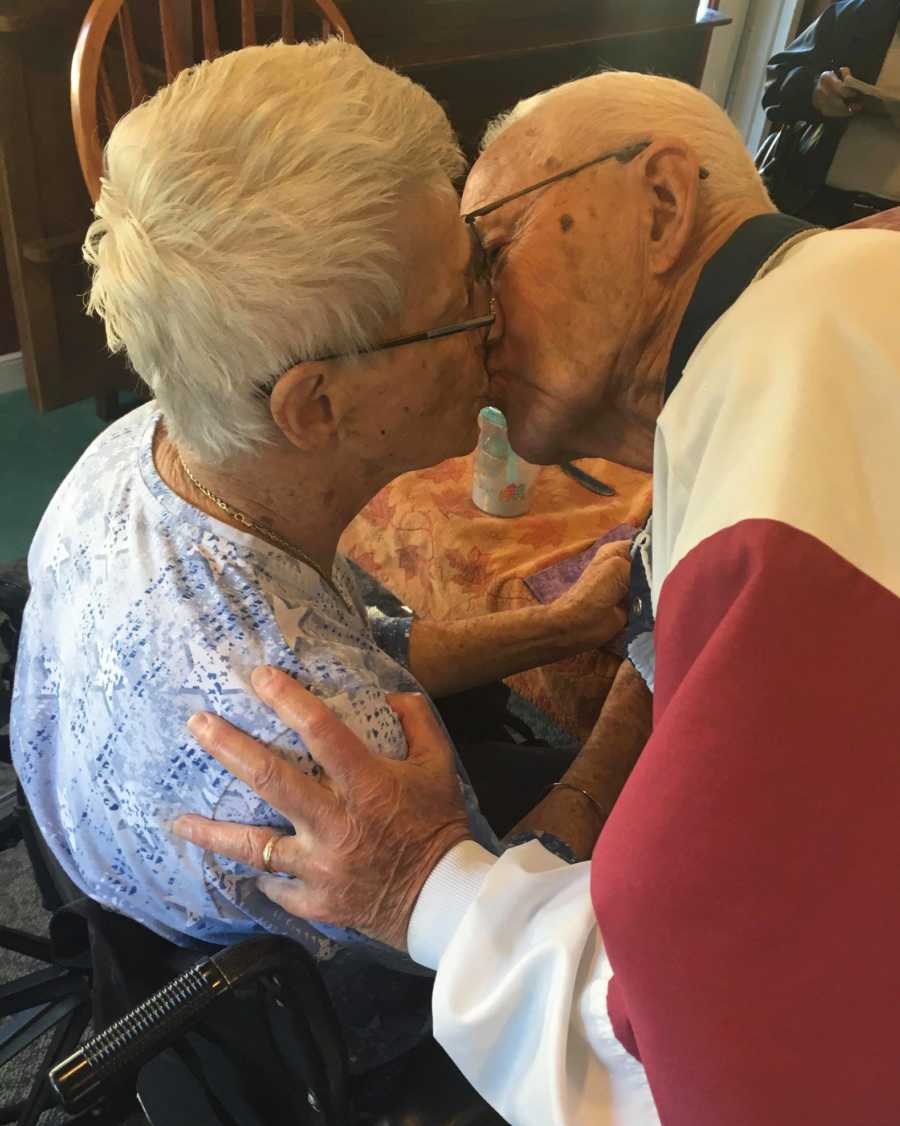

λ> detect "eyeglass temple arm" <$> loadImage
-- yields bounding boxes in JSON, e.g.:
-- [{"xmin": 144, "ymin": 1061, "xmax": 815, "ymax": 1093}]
[
  {"xmin": 464, "ymin": 140, "xmax": 709, "ymax": 223},
  {"xmin": 423, "ymin": 312, "xmax": 495, "ymax": 340},
  {"xmin": 464, "ymin": 142, "xmax": 653, "ymax": 222},
  {"xmin": 313, "ymin": 311, "xmax": 495, "ymax": 363}
]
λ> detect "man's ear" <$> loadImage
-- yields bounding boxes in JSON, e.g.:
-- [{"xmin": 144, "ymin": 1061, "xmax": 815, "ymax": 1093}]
[
  {"xmin": 636, "ymin": 137, "xmax": 701, "ymax": 276},
  {"xmin": 269, "ymin": 364, "xmax": 337, "ymax": 452}
]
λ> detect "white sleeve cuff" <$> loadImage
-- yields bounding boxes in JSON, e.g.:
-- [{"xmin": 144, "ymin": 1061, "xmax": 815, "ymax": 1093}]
[{"xmin": 406, "ymin": 839, "xmax": 497, "ymax": 970}]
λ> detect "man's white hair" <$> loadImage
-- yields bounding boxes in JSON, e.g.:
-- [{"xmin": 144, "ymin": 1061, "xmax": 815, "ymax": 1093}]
[
  {"xmin": 84, "ymin": 40, "xmax": 465, "ymax": 463},
  {"xmin": 481, "ymin": 71, "xmax": 771, "ymax": 216}
]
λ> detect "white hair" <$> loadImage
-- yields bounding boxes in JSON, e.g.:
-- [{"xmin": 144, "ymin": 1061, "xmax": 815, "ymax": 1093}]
[
  {"xmin": 84, "ymin": 39, "xmax": 465, "ymax": 463},
  {"xmin": 481, "ymin": 71, "xmax": 772, "ymax": 216}
]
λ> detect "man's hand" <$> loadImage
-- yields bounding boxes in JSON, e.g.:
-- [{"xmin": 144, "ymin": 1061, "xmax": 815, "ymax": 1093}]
[
  {"xmin": 550, "ymin": 539, "xmax": 631, "ymax": 649},
  {"xmin": 812, "ymin": 67, "xmax": 862, "ymax": 119},
  {"xmin": 172, "ymin": 667, "xmax": 472, "ymax": 950},
  {"xmin": 508, "ymin": 658, "xmax": 652, "ymax": 858}
]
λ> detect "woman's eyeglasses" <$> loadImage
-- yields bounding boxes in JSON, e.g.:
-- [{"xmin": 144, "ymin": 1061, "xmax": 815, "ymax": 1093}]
[{"xmin": 309, "ymin": 298, "xmax": 496, "ymax": 364}]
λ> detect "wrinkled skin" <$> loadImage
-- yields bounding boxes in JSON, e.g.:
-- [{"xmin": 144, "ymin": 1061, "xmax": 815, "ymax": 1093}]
[
  {"xmin": 551, "ymin": 539, "xmax": 630, "ymax": 644},
  {"xmin": 175, "ymin": 667, "xmax": 470, "ymax": 950},
  {"xmin": 175, "ymin": 84, "xmax": 773, "ymax": 947},
  {"xmin": 175, "ymin": 545, "xmax": 632, "ymax": 940}
]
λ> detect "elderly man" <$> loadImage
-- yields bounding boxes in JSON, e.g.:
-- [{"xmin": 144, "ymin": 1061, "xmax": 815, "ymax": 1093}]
[{"xmin": 175, "ymin": 68, "xmax": 900, "ymax": 1125}]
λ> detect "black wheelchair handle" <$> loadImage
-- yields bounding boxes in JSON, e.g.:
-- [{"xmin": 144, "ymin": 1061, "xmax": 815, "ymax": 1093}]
[{"xmin": 48, "ymin": 936, "xmax": 291, "ymax": 1114}]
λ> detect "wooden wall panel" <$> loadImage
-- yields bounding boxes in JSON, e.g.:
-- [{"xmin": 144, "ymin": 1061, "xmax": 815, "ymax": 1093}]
[
  {"xmin": 399, "ymin": 15, "xmax": 729, "ymax": 158},
  {"xmin": 0, "ymin": 2, "xmax": 137, "ymax": 410},
  {"xmin": 0, "ymin": 233, "xmax": 19, "ymax": 355}
]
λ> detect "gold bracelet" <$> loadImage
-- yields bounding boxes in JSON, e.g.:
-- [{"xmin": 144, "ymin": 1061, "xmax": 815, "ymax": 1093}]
[{"xmin": 548, "ymin": 781, "xmax": 610, "ymax": 822}]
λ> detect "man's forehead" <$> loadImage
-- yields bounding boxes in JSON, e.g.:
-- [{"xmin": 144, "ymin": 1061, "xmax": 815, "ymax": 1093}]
[
  {"xmin": 463, "ymin": 114, "xmax": 579, "ymax": 213},
  {"xmin": 464, "ymin": 126, "xmax": 549, "ymax": 206}
]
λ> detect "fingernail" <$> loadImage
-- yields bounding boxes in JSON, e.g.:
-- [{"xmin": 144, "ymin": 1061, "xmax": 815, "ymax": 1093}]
[
  {"xmin": 172, "ymin": 815, "xmax": 196, "ymax": 841},
  {"xmin": 257, "ymin": 875, "xmax": 283, "ymax": 899},
  {"xmin": 251, "ymin": 666, "xmax": 275, "ymax": 692},
  {"xmin": 187, "ymin": 712, "xmax": 211, "ymax": 736}
]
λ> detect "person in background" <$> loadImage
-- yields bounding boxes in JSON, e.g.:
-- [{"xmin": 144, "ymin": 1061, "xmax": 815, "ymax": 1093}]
[
  {"xmin": 177, "ymin": 69, "xmax": 900, "ymax": 1125},
  {"xmin": 763, "ymin": 0, "xmax": 900, "ymax": 225},
  {"xmin": 10, "ymin": 40, "xmax": 631, "ymax": 1080}
]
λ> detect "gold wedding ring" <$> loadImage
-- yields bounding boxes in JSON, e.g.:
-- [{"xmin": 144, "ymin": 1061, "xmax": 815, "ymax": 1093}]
[{"xmin": 262, "ymin": 832, "xmax": 284, "ymax": 874}]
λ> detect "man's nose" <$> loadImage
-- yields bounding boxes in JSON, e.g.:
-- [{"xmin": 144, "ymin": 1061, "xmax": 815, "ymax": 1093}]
[
  {"xmin": 474, "ymin": 273, "xmax": 492, "ymax": 312},
  {"xmin": 485, "ymin": 293, "xmax": 504, "ymax": 350}
]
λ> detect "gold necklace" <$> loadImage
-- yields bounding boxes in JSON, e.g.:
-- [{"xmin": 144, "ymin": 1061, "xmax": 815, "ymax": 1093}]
[{"xmin": 178, "ymin": 454, "xmax": 356, "ymax": 616}]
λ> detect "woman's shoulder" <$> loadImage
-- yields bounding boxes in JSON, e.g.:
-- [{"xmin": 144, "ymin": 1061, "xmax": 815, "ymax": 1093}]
[{"xmin": 29, "ymin": 402, "xmax": 154, "ymax": 556}]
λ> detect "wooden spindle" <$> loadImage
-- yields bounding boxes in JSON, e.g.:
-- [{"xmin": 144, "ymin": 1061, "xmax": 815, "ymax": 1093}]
[
  {"xmin": 316, "ymin": 1, "xmax": 356, "ymax": 45},
  {"xmin": 281, "ymin": 0, "xmax": 296, "ymax": 43},
  {"xmin": 159, "ymin": 0, "xmax": 188, "ymax": 81},
  {"xmin": 241, "ymin": 0, "xmax": 257, "ymax": 46},
  {"xmin": 117, "ymin": 2, "xmax": 146, "ymax": 106},
  {"xmin": 200, "ymin": 0, "xmax": 220, "ymax": 60},
  {"xmin": 98, "ymin": 60, "xmax": 118, "ymax": 137}
]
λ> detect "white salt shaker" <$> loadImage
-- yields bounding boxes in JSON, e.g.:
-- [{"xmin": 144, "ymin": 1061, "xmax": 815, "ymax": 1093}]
[{"xmin": 472, "ymin": 406, "xmax": 541, "ymax": 517}]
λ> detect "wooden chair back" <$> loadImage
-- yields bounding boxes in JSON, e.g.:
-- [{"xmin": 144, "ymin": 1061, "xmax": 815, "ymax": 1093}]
[{"xmin": 71, "ymin": 0, "xmax": 356, "ymax": 202}]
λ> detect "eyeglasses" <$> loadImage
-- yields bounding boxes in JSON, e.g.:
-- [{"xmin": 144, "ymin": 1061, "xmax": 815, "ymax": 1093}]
[
  {"xmin": 311, "ymin": 297, "xmax": 495, "ymax": 364},
  {"xmin": 462, "ymin": 139, "xmax": 709, "ymax": 225},
  {"xmin": 264, "ymin": 270, "xmax": 494, "ymax": 386},
  {"xmin": 278, "ymin": 140, "xmax": 709, "ymax": 372}
]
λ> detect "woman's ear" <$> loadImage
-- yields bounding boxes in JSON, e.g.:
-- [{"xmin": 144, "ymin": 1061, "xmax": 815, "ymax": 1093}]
[
  {"xmin": 269, "ymin": 365, "xmax": 337, "ymax": 452},
  {"xmin": 636, "ymin": 137, "xmax": 701, "ymax": 276}
]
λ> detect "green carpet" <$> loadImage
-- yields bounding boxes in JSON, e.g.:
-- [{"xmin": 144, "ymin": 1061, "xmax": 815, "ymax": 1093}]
[{"xmin": 0, "ymin": 390, "xmax": 109, "ymax": 563}]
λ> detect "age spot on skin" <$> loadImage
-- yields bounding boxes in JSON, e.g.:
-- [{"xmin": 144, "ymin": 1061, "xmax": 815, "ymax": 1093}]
[{"xmin": 559, "ymin": 213, "xmax": 575, "ymax": 233}]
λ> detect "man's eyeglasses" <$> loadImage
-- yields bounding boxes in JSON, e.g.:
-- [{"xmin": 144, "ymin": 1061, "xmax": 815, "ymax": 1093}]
[{"xmin": 462, "ymin": 138, "xmax": 709, "ymax": 225}]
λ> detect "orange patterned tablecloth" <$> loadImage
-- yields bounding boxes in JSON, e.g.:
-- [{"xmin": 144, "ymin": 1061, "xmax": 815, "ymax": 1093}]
[{"xmin": 341, "ymin": 454, "xmax": 652, "ymax": 742}]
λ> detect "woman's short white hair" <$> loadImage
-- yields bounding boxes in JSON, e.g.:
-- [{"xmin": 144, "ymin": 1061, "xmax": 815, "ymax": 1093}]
[
  {"xmin": 481, "ymin": 71, "xmax": 771, "ymax": 217},
  {"xmin": 84, "ymin": 40, "xmax": 465, "ymax": 463}
]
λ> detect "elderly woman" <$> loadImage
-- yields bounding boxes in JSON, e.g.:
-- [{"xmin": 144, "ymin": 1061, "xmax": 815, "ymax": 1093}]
[{"xmin": 10, "ymin": 41, "xmax": 627, "ymax": 1074}]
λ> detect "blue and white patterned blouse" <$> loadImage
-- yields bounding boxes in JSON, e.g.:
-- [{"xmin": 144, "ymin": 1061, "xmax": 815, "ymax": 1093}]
[{"xmin": 11, "ymin": 404, "xmax": 499, "ymax": 1071}]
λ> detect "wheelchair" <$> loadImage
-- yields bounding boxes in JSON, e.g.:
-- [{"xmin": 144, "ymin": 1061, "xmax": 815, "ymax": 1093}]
[{"xmin": 0, "ymin": 561, "xmax": 506, "ymax": 1126}]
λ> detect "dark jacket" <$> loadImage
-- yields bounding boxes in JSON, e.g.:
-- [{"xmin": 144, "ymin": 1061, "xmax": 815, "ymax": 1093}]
[{"xmin": 763, "ymin": 0, "xmax": 900, "ymax": 191}]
